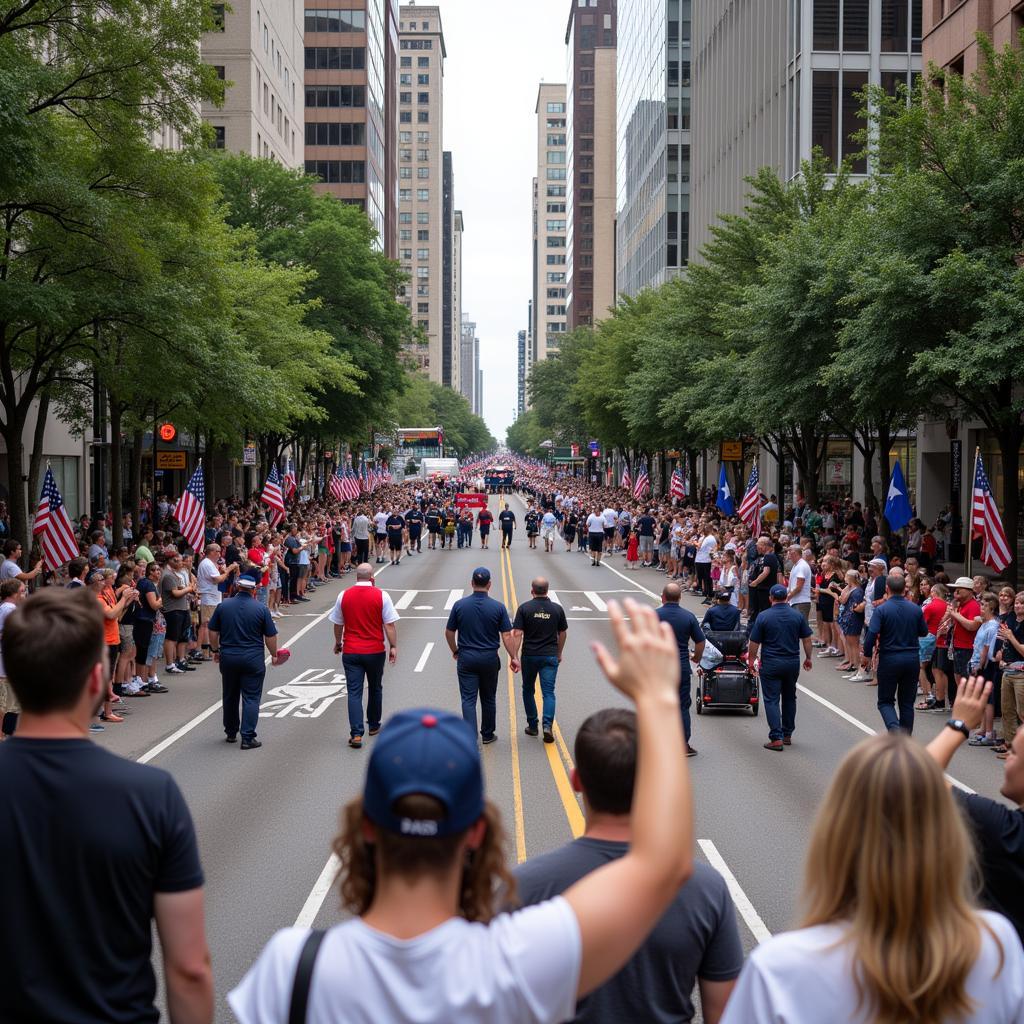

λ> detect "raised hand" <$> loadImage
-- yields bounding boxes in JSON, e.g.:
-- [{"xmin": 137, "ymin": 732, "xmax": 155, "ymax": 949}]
[{"xmin": 951, "ymin": 674, "xmax": 992, "ymax": 731}]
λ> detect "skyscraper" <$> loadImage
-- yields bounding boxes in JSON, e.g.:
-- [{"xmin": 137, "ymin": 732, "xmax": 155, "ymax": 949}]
[
  {"xmin": 398, "ymin": 4, "xmax": 446, "ymax": 381},
  {"xmin": 453, "ymin": 207, "xmax": 464, "ymax": 393},
  {"xmin": 533, "ymin": 82, "xmax": 568, "ymax": 362},
  {"xmin": 460, "ymin": 315, "xmax": 478, "ymax": 410},
  {"xmin": 517, "ymin": 329, "xmax": 529, "ymax": 417},
  {"xmin": 442, "ymin": 151, "xmax": 456, "ymax": 388},
  {"xmin": 565, "ymin": 0, "xmax": 617, "ymax": 328},
  {"xmin": 615, "ymin": 0, "xmax": 690, "ymax": 298},
  {"xmin": 302, "ymin": 0, "xmax": 399, "ymax": 256}
]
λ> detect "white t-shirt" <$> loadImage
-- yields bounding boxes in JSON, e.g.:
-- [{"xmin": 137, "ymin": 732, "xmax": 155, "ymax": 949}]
[
  {"xmin": 721, "ymin": 913, "xmax": 1024, "ymax": 1024},
  {"xmin": 602, "ymin": 508, "xmax": 617, "ymax": 528},
  {"xmin": 229, "ymin": 897, "xmax": 581, "ymax": 1024},
  {"xmin": 0, "ymin": 599, "xmax": 17, "ymax": 676},
  {"xmin": 196, "ymin": 558, "xmax": 222, "ymax": 606},
  {"xmin": 695, "ymin": 535, "xmax": 717, "ymax": 564},
  {"xmin": 788, "ymin": 559, "xmax": 813, "ymax": 606},
  {"xmin": 586, "ymin": 514, "xmax": 605, "ymax": 535},
  {"xmin": 373, "ymin": 512, "xmax": 388, "ymax": 535}
]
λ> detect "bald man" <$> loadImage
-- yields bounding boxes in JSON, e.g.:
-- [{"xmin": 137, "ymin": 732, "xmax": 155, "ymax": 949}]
[
  {"xmin": 512, "ymin": 577, "xmax": 568, "ymax": 743},
  {"xmin": 657, "ymin": 582, "xmax": 705, "ymax": 757}
]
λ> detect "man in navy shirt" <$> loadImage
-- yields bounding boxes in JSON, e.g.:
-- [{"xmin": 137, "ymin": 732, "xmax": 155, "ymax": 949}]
[
  {"xmin": 445, "ymin": 568, "xmax": 519, "ymax": 743},
  {"xmin": 864, "ymin": 573, "xmax": 927, "ymax": 734},
  {"xmin": 656, "ymin": 582, "xmax": 705, "ymax": 757},
  {"xmin": 702, "ymin": 588, "xmax": 742, "ymax": 632},
  {"xmin": 749, "ymin": 584, "xmax": 813, "ymax": 751}
]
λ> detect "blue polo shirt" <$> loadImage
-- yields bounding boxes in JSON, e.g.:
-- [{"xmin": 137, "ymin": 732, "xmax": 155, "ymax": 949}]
[
  {"xmin": 702, "ymin": 604, "xmax": 742, "ymax": 632},
  {"xmin": 750, "ymin": 603, "xmax": 812, "ymax": 669},
  {"xmin": 208, "ymin": 592, "xmax": 277, "ymax": 664},
  {"xmin": 656, "ymin": 603, "xmax": 705, "ymax": 679},
  {"xmin": 446, "ymin": 591, "xmax": 512, "ymax": 656},
  {"xmin": 864, "ymin": 594, "xmax": 927, "ymax": 659}
]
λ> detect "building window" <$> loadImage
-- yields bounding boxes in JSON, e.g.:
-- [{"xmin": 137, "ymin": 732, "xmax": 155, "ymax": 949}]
[
  {"xmin": 304, "ymin": 85, "xmax": 366, "ymax": 108},
  {"xmin": 547, "ymin": 236, "xmax": 566, "ymax": 247},
  {"xmin": 418, "ymin": 56, "xmax": 429, "ymax": 67},
  {"xmin": 417, "ymin": 229, "xmax": 429, "ymax": 240},
  {"xmin": 417, "ymin": 211, "xmax": 429, "ymax": 223},
  {"xmin": 546, "ymin": 202, "xmax": 565, "ymax": 213},
  {"xmin": 400, "ymin": 111, "xmax": 412, "ymax": 123},
  {"xmin": 399, "ymin": 212, "xmax": 412, "ymax": 224},
  {"xmin": 210, "ymin": 3, "xmax": 225, "ymax": 30},
  {"xmin": 843, "ymin": 0, "xmax": 869, "ymax": 51},
  {"xmin": 400, "ymin": 229, "xmax": 411, "ymax": 241},
  {"xmin": 546, "ymin": 220, "xmax": 566, "ymax": 231},
  {"xmin": 401, "ymin": 56, "xmax": 411, "ymax": 67},
  {"xmin": 417, "ymin": 91, "xmax": 429, "ymax": 104},
  {"xmin": 304, "ymin": 47, "xmax": 366, "ymax": 70},
  {"xmin": 304, "ymin": 122, "xmax": 366, "ymax": 145},
  {"xmin": 545, "ymin": 255, "xmax": 567, "ymax": 265},
  {"xmin": 401, "ymin": 91, "xmax": 412, "ymax": 104},
  {"xmin": 401, "ymin": 74, "xmax": 412, "ymax": 85},
  {"xmin": 400, "ymin": 38, "xmax": 433, "ymax": 49},
  {"xmin": 400, "ymin": 248, "xmax": 412, "ymax": 260},
  {"xmin": 881, "ymin": 0, "xmax": 909, "ymax": 51},
  {"xmin": 210, "ymin": 125, "xmax": 225, "ymax": 148},
  {"xmin": 418, "ymin": 302, "xmax": 430, "ymax": 313},
  {"xmin": 400, "ymin": 167, "xmax": 412, "ymax": 178},
  {"xmin": 400, "ymin": 188, "xmax": 412, "ymax": 200},
  {"xmin": 811, "ymin": 70, "xmax": 839, "ymax": 165},
  {"xmin": 417, "ymin": 166, "xmax": 429, "ymax": 178},
  {"xmin": 547, "ymin": 168, "xmax": 567, "ymax": 180},
  {"xmin": 417, "ymin": 188, "xmax": 429, "ymax": 200},
  {"xmin": 211, "ymin": 64, "xmax": 225, "ymax": 79},
  {"xmin": 841, "ymin": 70, "xmax": 869, "ymax": 173},
  {"xmin": 546, "ymin": 272, "xmax": 566, "ymax": 282},
  {"xmin": 417, "ymin": 111, "xmax": 429, "ymax": 123},
  {"xmin": 547, "ymin": 134, "xmax": 566, "ymax": 146},
  {"xmin": 547, "ymin": 185, "xmax": 566, "ymax": 196},
  {"xmin": 813, "ymin": 0, "xmax": 839, "ymax": 50},
  {"xmin": 400, "ymin": 131, "xmax": 411, "ymax": 142},
  {"xmin": 417, "ymin": 148, "xmax": 428, "ymax": 160},
  {"xmin": 304, "ymin": 160, "xmax": 366, "ymax": 183},
  {"xmin": 417, "ymin": 283, "xmax": 429, "ymax": 296},
  {"xmin": 418, "ymin": 319, "xmax": 429, "ymax": 329},
  {"xmin": 417, "ymin": 131, "xmax": 429, "ymax": 142},
  {"xmin": 416, "ymin": 267, "xmax": 429, "ymax": 278},
  {"xmin": 546, "ymin": 101, "xmax": 565, "ymax": 113},
  {"xmin": 401, "ymin": 149, "xmax": 412, "ymax": 161},
  {"xmin": 418, "ymin": 73, "xmax": 429, "ymax": 84},
  {"xmin": 417, "ymin": 248, "xmax": 429, "ymax": 259},
  {"xmin": 303, "ymin": 9, "xmax": 366, "ymax": 33}
]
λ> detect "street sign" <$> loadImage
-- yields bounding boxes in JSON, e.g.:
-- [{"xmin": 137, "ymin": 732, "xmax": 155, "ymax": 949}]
[
  {"xmin": 242, "ymin": 445, "xmax": 257, "ymax": 466},
  {"xmin": 156, "ymin": 451, "xmax": 186, "ymax": 470},
  {"xmin": 455, "ymin": 493, "xmax": 488, "ymax": 510},
  {"xmin": 720, "ymin": 440, "xmax": 743, "ymax": 462}
]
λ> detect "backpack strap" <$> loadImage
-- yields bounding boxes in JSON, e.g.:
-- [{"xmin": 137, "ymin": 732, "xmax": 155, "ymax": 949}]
[{"xmin": 288, "ymin": 929, "xmax": 326, "ymax": 1024}]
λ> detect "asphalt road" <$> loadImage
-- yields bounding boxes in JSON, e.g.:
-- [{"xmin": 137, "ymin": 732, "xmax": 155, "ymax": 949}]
[{"xmin": 96, "ymin": 492, "xmax": 1012, "ymax": 1021}]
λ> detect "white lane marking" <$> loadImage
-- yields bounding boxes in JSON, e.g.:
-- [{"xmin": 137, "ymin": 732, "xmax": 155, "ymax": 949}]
[
  {"xmin": 597, "ymin": 561, "xmax": 977, "ymax": 794},
  {"xmin": 393, "ymin": 589, "xmax": 418, "ymax": 610},
  {"xmin": 444, "ymin": 589, "xmax": 463, "ymax": 609},
  {"xmin": 295, "ymin": 853, "xmax": 341, "ymax": 928},
  {"xmin": 136, "ymin": 566, "xmax": 389, "ymax": 765},
  {"xmin": 414, "ymin": 642, "xmax": 434, "ymax": 673},
  {"xmin": 698, "ymin": 839, "xmax": 772, "ymax": 944},
  {"xmin": 598, "ymin": 561, "xmax": 661, "ymax": 600},
  {"xmin": 583, "ymin": 590, "xmax": 607, "ymax": 612},
  {"xmin": 548, "ymin": 590, "xmax": 562, "ymax": 606}
]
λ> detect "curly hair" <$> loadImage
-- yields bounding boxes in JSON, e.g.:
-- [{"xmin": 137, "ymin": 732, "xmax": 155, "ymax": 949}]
[{"xmin": 333, "ymin": 794, "xmax": 516, "ymax": 923}]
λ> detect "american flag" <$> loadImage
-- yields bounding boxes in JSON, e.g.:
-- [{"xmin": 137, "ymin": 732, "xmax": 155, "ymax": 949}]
[
  {"xmin": 261, "ymin": 464, "xmax": 286, "ymax": 527},
  {"xmin": 670, "ymin": 468, "xmax": 686, "ymax": 500},
  {"xmin": 328, "ymin": 467, "xmax": 344, "ymax": 502},
  {"xmin": 283, "ymin": 459, "xmax": 297, "ymax": 501},
  {"xmin": 621, "ymin": 464, "xmax": 632, "ymax": 493},
  {"xmin": 972, "ymin": 452, "xmax": 1012, "ymax": 572},
  {"xmin": 737, "ymin": 464, "xmax": 763, "ymax": 535},
  {"xmin": 175, "ymin": 463, "xmax": 206, "ymax": 554},
  {"xmin": 633, "ymin": 460, "xmax": 650, "ymax": 500},
  {"xmin": 33, "ymin": 467, "xmax": 80, "ymax": 569},
  {"xmin": 343, "ymin": 469, "xmax": 359, "ymax": 501}
]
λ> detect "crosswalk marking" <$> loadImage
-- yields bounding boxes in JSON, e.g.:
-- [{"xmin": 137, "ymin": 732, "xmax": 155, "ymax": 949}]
[
  {"xmin": 394, "ymin": 590, "xmax": 418, "ymax": 610},
  {"xmin": 583, "ymin": 591, "xmax": 607, "ymax": 612},
  {"xmin": 444, "ymin": 589, "xmax": 463, "ymax": 609},
  {"xmin": 548, "ymin": 590, "xmax": 562, "ymax": 606}
]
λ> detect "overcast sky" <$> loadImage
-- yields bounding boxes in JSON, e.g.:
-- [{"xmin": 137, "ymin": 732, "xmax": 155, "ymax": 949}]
[{"xmin": 438, "ymin": 0, "xmax": 568, "ymax": 442}]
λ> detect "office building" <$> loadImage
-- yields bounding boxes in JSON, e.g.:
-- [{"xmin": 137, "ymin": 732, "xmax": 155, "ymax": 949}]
[
  {"xmin": 302, "ymin": 1, "xmax": 399, "ymax": 255},
  {"xmin": 565, "ymin": 0, "xmax": 617, "ymax": 328},
  {"xmin": 453, "ymin": 208, "xmax": 464, "ymax": 392},
  {"xmin": 398, "ymin": 4, "xmax": 446, "ymax": 380},
  {"xmin": 442, "ymin": 152, "xmax": 455, "ymax": 388},
  {"xmin": 615, "ymin": 0, "xmax": 689, "ymax": 298},
  {"xmin": 517, "ymin": 329, "xmax": 529, "ymax": 417},
  {"xmin": 202, "ymin": 0, "xmax": 305, "ymax": 166},
  {"xmin": 923, "ymin": 0, "xmax": 1024, "ymax": 74},
  {"xmin": 533, "ymin": 82, "xmax": 568, "ymax": 362},
  {"xmin": 690, "ymin": 0, "xmax": 923, "ymax": 255},
  {"xmin": 459, "ymin": 315, "xmax": 478, "ymax": 410}
]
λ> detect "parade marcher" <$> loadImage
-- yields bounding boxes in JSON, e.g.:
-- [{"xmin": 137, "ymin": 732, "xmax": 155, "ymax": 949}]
[
  {"xmin": 372, "ymin": 507, "xmax": 389, "ymax": 563},
  {"xmin": 657, "ymin": 582, "xmax": 705, "ymax": 757},
  {"xmin": 540, "ymin": 508, "xmax": 558, "ymax": 553},
  {"xmin": 515, "ymin": 708, "xmax": 742, "ymax": 1023},
  {"xmin": 351, "ymin": 509, "xmax": 371, "ymax": 565},
  {"xmin": 384, "ymin": 508, "xmax": 405, "ymax": 567},
  {"xmin": 329, "ymin": 564, "xmax": 399, "ymax": 750},
  {"xmin": 512, "ymin": 577, "xmax": 567, "ymax": 743},
  {"xmin": 0, "ymin": 588, "xmax": 214, "ymax": 1023},
  {"xmin": 587, "ymin": 506, "xmax": 606, "ymax": 566},
  {"xmin": 863, "ymin": 573, "xmax": 928, "ymax": 735},
  {"xmin": 477, "ymin": 503, "xmax": 493, "ymax": 548},
  {"xmin": 208, "ymin": 574, "xmax": 283, "ymax": 750},
  {"xmin": 405, "ymin": 503, "xmax": 423, "ymax": 554},
  {"xmin": 748, "ymin": 584, "xmax": 813, "ymax": 752},
  {"xmin": 498, "ymin": 503, "xmax": 517, "ymax": 549},
  {"xmin": 445, "ymin": 567, "xmax": 519, "ymax": 743},
  {"xmin": 525, "ymin": 505, "xmax": 539, "ymax": 549},
  {"xmin": 425, "ymin": 504, "xmax": 442, "ymax": 550}
]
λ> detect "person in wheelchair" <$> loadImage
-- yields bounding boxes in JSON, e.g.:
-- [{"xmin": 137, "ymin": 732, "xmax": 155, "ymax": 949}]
[{"xmin": 701, "ymin": 588, "xmax": 741, "ymax": 633}]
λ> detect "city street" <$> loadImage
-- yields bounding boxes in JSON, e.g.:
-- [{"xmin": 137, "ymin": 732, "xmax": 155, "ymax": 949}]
[{"xmin": 95, "ymin": 492, "xmax": 1012, "ymax": 1021}]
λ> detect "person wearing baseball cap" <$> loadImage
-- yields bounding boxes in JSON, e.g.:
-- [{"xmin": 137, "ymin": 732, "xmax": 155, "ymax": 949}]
[
  {"xmin": 748, "ymin": 583, "xmax": 814, "ymax": 751},
  {"xmin": 230, "ymin": 600, "xmax": 697, "ymax": 1024}
]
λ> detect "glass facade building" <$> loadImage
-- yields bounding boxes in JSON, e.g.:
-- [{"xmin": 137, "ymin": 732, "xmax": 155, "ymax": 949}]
[{"xmin": 616, "ymin": 0, "xmax": 690, "ymax": 298}]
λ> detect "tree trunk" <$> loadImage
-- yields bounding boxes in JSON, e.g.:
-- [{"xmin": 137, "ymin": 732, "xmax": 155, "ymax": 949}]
[
  {"xmin": 26, "ymin": 390, "xmax": 50, "ymax": 549},
  {"xmin": 129, "ymin": 428, "xmax": 143, "ymax": 533},
  {"xmin": 3, "ymin": 414, "xmax": 30, "ymax": 554},
  {"xmin": 109, "ymin": 401, "xmax": 124, "ymax": 549}
]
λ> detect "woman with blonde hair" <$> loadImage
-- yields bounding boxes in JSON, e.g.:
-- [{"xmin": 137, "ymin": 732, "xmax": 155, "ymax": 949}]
[{"xmin": 722, "ymin": 724, "xmax": 1024, "ymax": 1023}]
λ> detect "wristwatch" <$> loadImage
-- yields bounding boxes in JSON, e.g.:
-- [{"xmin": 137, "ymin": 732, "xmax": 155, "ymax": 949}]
[{"xmin": 946, "ymin": 718, "xmax": 970, "ymax": 739}]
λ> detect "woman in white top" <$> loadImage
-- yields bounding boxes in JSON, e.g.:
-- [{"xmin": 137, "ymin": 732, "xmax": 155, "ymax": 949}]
[{"xmin": 722, "ymin": 729, "xmax": 1024, "ymax": 1024}]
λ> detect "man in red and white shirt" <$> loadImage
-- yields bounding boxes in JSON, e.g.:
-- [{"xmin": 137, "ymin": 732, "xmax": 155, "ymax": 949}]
[{"xmin": 328, "ymin": 563, "xmax": 399, "ymax": 749}]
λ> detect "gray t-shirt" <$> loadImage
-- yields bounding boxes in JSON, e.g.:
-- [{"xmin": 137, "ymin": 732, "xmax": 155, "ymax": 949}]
[
  {"xmin": 351, "ymin": 515, "xmax": 370, "ymax": 541},
  {"xmin": 514, "ymin": 838, "xmax": 743, "ymax": 1023},
  {"xmin": 160, "ymin": 569, "xmax": 189, "ymax": 612}
]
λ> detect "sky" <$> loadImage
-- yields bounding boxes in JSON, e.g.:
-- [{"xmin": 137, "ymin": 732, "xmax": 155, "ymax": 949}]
[{"xmin": 437, "ymin": 0, "xmax": 568, "ymax": 442}]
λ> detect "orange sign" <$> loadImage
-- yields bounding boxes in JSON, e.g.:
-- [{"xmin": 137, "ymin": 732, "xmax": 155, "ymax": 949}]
[
  {"xmin": 156, "ymin": 451, "xmax": 186, "ymax": 470},
  {"xmin": 720, "ymin": 441, "xmax": 743, "ymax": 462},
  {"xmin": 158, "ymin": 422, "xmax": 177, "ymax": 443}
]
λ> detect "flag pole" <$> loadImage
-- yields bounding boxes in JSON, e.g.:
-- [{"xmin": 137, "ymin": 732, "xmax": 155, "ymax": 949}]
[{"xmin": 965, "ymin": 446, "xmax": 979, "ymax": 579}]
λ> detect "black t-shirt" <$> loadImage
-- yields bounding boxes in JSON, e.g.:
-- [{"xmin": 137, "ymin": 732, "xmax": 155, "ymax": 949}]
[
  {"xmin": 385, "ymin": 514, "xmax": 405, "ymax": 540},
  {"xmin": 499, "ymin": 510, "xmax": 516, "ymax": 530},
  {"xmin": 425, "ymin": 510, "xmax": 441, "ymax": 531},
  {"xmin": 637, "ymin": 515, "xmax": 656, "ymax": 537},
  {"xmin": 512, "ymin": 597, "xmax": 568, "ymax": 657},
  {"xmin": 135, "ymin": 576, "xmax": 158, "ymax": 622},
  {"xmin": 955, "ymin": 791, "xmax": 1024, "ymax": 943},
  {"xmin": 406, "ymin": 510, "xmax": 423, "ymax": 530},
  {"xmin": 0, "ymin": 739, "xmax": 203, "ymax": 1023},
  {"xmin": 514, "ymin": 841, "xmax": 743, "ymax": 1024},
  {"xmin": 750, "ymin": 552, "xmax": 780, "ymax": 591}
]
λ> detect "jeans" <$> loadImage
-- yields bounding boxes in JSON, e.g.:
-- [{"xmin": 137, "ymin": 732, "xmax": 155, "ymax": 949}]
[
  {"xmin": 696, "ymin": 562, "xmax": 713, "ymax": 599},
  {"xmin": 342, "ymin": 652, "xmax": 386, "ymax": 737},
  {"xmin": 876, "ymin": 654, "xmax": 919, "ymax": 733},
  {"xmin": 501, "ymin": 528, "xmax": 513, "ymax": 548},
  {"xmin": 220, "ymin": 655, "xmax": 266, "ymax": 741},
  {"xmin": 256, "ymin": 586, "xmax": 268, "ymax": 605},
  {"xmin": 457, "ymin": 652, "xmax": 500, "ymax": 738},
  {"xmin": 457, "ymin": 523, "xmax": 472, "ymax": 548},
  {"xmin": 680, "ymin": 673, "xmax": 692, "ymax": 742},
  {"xmin": 760, "ymin": 661, "xmax": 800, "ymax": 742},
  {"xmin": 521, "ymin": 655, "xmax": 559, "ymax": 728}
]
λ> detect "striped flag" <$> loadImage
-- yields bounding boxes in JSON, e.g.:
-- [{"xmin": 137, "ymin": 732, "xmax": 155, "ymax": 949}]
[
  {"xmin": 283, "ymin": 459, "xmax": 297, "ymax": 501},
  {"xmin": 343, "ymin": 469, "xmax": 359, "ymax": 501},
  {"xmin": 174, "ymin": 463, "xmax": 206, "ymax": 554},
  {"xmin": 360, "ymin": 463, "xmax": 369, "ymax": 494},
  {"xmin": 621, "ymin": 464, "xmax": 632, "ymax": 493},
  {"xmin": 633, "ymin": 460, "xmax": 650, "ymax": 500},
  {"xmin": 328, "ymin": 467, "xmax": 344, "ymax": 502},
  {"xmin": 670, "ymin": 467, "xmax": 686, "ymax": 500},
  {"xmin": 32, "ymin": 467, "xmax": 80, "ymax": 569},
  {"xmin": 972, "ymin": 452, "xmax": 1012, "ymax": 572},
  {"xmin": 261, "ymin": 464, "xmax": 286, "ymax": 527},
  {"xmin": 737, "ymin": 464, "xmax": 763, "ymax": 535}
]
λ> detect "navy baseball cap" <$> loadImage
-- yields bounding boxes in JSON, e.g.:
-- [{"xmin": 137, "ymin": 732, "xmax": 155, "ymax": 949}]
[
  {"xmin": 363, "ymin": 708, "xmax": 484, "ymax": 838},
  {"xmin": 769, "ymin": 584, "xmax": 788, "ymax": 600},
  {"xmin": 472, "ymin": 567, "xmax": 491, "ymax": 586}
]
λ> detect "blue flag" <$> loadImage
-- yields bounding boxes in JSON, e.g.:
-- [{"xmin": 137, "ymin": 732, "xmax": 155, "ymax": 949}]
[
  {"xmin": 884, "ymin": 459, "xmax": 913, "ymax": 532},
  {"xmin": 716, "ymin": 464, "xmax": 735, "ymax": 517}
]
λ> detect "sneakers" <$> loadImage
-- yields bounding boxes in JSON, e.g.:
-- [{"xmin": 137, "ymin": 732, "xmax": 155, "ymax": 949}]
[
  {"xmin": 176, "ymin": 660, "xmax": 196, "ymax": 672},
  {"xmin": 166, "ymin": 664, "xmax": 185, "ymax": 675},
  {"xmin": 847, "ymin": 671, "xmax": 873, "ymax": 682},
  {"xmin": 89, "ymin": 722, "xmax": 105, "ymax": 733},
  {"xmin": 968, "ymin": 733, "xmax": 998, "ymax": 746}
]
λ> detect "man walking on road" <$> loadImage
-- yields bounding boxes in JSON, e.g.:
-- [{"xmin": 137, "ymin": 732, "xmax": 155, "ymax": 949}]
[
  {"xmin": 864, "ymin": 573, "xmax": 927, "ymax": 734},
  {"xmin": 748, "ymin": 584, "xmax": 813, "ymax": 752},
  {"xmin": 445, "ymin": 567, "xmax": 519, "ymax": 743},
  {"xmin": 329, "ymin": 564, "xmax": 399, "ymax": 749},
  {"xmin": 512, "ymin": 577, "xmax": 567, "ymax": 743},
  {"xmin": 209, "ymin": 575, "xmax": 283, "ymax": 749},
  {"xmin": 498, "ymin": 503, "xmax": 517, "ymax": 549},
  {"xmin": 657, "ymin": 582, "xmax": 705, "ymax": 757},
  {"xmin": 351, "ymin": 509, "xmax": 371, "ymax": 566}
]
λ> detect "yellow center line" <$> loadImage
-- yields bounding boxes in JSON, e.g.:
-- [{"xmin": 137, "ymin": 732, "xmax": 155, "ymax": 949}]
[{"xmin": 503, "ymin": 544, "xmax": 585, "ymax": 839}]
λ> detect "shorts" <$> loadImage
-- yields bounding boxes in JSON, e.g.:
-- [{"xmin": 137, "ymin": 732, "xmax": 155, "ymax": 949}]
[
  {"xmin": 480, "ymin": 525, "xmax": 490, "ymax": 536},
  {"xmin": 200, "ymin": 604, "xmax": 219, "ymax": 624},
  {"xmin": 107, "ymin": 643, "xmax": 120, "ymax": 674},
  {"xmin": 541, "ymin": 527, "xmax": 555, "ymax": 541},
  {"xmin": 375, "ymin": 532, "xmax": 387, "ymax": 543},
  {"xmin": 671, "ymin": 543, "xmax": 682, "ymax": 559},
  {"xmin": 589, "ymin": 533, "xmax": 604, "ymax": 553},
  {"xmin": 953, "ymin": 648, "xmax": 972, "ymax": 680},
  {"xmin": 639, "ymin": 535, "xmax": 654, "ymax": 553},
  {"xmin": 119, "ymin": 623, "xmax": 135, "ymax": 651},
  {"xmin": 339, "ymin": 542, "xmax": 352, "ymax": 553},
  {"xmin": 933, "ymin": 645, "xmax": 952, "ymax": 674},
  {"xmin": 791, "ymin": 602, "xmax": 812, "ymax": 621},
  {"xmin": 298, "ymin": 565, "xmax": 310, "ymax": 578},
  {"xmin": 164, "ymin": 609, "xmax": 190, "ymax": 642},
  {"xmin": 389, "ymin": 536, "xmax": 403, "ymax": 551},
  {"xmin": 659, "ymin": 542, "xmax": 670, "ymax": 557},
  {"xmin": 604, "ymin": 527, "xmax": 614, "ymax": 542},
  {"xmin": 817, "ymin": 600, "xmax": 835, "ymax": 624},
  {"xmin": 919, "ymin": 634, "xmax": 937, "ymax": 662},
  {"xmin": 147, "ymin": 629, "xmax": 165, "ymax": 663},
  {"xmin": 0, "ymin": 676, "xmax": 20, "ymax": 715}
]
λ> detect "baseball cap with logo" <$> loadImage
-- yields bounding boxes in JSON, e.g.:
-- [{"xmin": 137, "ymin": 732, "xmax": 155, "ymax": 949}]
[
  {"xmin": 471, "ymin": 567, "xmax": 491, "ymax": 586},
  {"xmin": 363, "ymin": 708, "xmax": 484, "ymax": 838}
]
